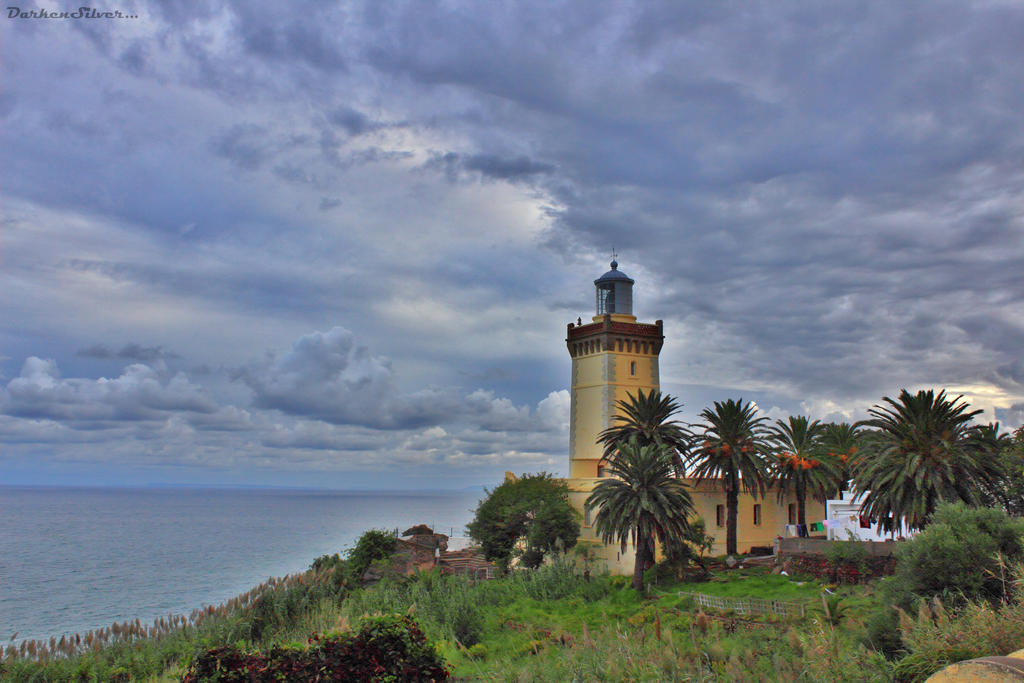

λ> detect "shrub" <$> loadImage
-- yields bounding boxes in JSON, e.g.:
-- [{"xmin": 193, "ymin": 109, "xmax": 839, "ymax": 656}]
[
  {"xmin": 886, "ymin": 503, "xmax": 1024, "ymax": 609},
  {"xmin": 863, "ymin": 605, "xmax": 904, "ymax": 659},
  {"xmin": 826, "ymin": 536, "xmax": 870, "ymax": 582},
  {"xmin": 345, "ymin": 529, "xmax": 398, "ymax": 583},
  {"xmin": 183, "ymin": 614, "xmax": 449, "ymax": 682},
  {"xmin": 310, "ymin": 552, "xmax": 344, "ymax": 573}
]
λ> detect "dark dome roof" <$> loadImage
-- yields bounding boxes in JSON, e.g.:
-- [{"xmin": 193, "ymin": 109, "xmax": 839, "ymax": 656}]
[{"xmin": 594, "ymin": 259, "xmax": 634, "ymax": 285}]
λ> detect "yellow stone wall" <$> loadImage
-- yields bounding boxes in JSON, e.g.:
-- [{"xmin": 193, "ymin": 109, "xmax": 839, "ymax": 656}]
[
  {"xmin": 568, "ymin": 337, "xmax": 660, "ymax": 479},
  {"xmin": 687, "ymin": 483, "xmax": 829, "ymax": 556}
]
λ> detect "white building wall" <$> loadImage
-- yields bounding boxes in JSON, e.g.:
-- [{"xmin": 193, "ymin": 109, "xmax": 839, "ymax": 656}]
[{"xmin": 824, "ymin": 490, "xmax": 915, "ymax": 541}]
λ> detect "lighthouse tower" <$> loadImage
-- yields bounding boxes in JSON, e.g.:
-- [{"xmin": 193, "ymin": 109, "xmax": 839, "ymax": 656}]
[{"xmin": 565, "ymin": 259, "xmax": 664, "ymax": 570}]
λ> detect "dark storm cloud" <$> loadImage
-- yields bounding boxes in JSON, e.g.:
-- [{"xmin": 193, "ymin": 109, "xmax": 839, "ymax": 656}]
[
  {"xmin": 423, "ymin": 152, "xmax": 554, "ymax": 183},
  {"xmin": 63, "ymin": 258, "xmax": 365, "ymax": 317},
  {"xmin": 211, "ymin": 124, "xmax": 272, "ymax": 171},
  {"xmin": 463, "ymin": 154, "xmax": 555, "ymax": 180},
  {"xmin": 327, "ymin": 106, "xmax": 376, "ymax": 136},
  {"xmin": 77, "ymin": 344, "xmax": 180, "ymax": 362},
  {"xmin": 236, "ymin": 13, "xmax": 347, "ymax": 72}
]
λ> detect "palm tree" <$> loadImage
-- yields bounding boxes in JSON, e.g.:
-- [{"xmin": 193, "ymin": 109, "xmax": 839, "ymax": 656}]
[
  {"xmin": 597, "ymin": 389, "xmax": 691, "ymax": 476},
  {"xmin": 770, "ymin": 416, "xmax": 841, "ymax": 530},
  {"xmin": 853, "ymin": 389, "xmax": 1002, "ymax": 531},
  {"xmin": 688, "ymin": 399, "xmax": 771, "ymax": 555},
  {"xmin": 974, "ymin": 422, "xmax": 1018, "ymax": 513},
  {"xmin": 586, "ymin": 439, "xmax": 695, "ymax": 590},
  {"xmin": 822, "ymin": 422, "xmax": 862, "ymax": 492}
]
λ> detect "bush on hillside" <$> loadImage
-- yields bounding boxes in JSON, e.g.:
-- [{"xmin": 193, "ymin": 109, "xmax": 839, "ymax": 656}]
[
  {"xmin": 647, "ymin": 517, "xmax": 715, "ymax": 584},
  {"xmin": 863, "ymin": 503, "xmax": 1024, "ymax": 660},
  {"xmin": 310, "ymin": 552, "xmax": 344, "ymax": 573},
  {"xmin": 345, "ymin": 529, "xmax": 398, "ymax": 583},
  {"xmin": 183, "ymin": 614, "xmax": 449, "ymax": 682},
  {"xmin": 884, "ymin": 503, "xmax": 1024, "ymax": 610}
]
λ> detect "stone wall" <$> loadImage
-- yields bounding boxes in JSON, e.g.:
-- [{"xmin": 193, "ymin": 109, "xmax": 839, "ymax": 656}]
[
  {"xmin": 776, "ymin": 537, "xmax": 897, "ymax": 557},
  {"xmin": 781, "ymin": 553, "xmax": 896, "ymax": 584},
  {"xmin": 776, "ymin": 537, "xmax": 898, "ymax": 583}
]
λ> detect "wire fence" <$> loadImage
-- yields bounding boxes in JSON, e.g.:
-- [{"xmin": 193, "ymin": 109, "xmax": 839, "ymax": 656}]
[{"xmin": 679, "ymin": 591, "xmax": 807, "ymax": 618}]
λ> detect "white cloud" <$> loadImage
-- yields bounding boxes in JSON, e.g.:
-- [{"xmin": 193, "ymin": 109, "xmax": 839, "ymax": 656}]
[
  {"xmin": 239, "ymin": 326, "xmax": 457, "ymax": 429},
  {"xmin": 3, "ymin": 357, "xmax": 217, "ymax": 423}
]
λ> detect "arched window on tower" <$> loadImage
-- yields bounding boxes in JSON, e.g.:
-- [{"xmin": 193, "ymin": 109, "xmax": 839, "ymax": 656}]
[{"xmin": 630, "ymin": 361, "xmax": 636, "ymax": 376}]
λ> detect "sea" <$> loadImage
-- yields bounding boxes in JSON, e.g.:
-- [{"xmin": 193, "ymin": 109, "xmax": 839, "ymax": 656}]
[{"xmin": 0, "ymin": 486, "xmax": 482, "ymax": 645}]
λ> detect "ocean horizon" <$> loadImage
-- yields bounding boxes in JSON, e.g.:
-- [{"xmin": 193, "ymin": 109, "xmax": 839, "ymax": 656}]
[{"xmin": 0, "ymin": 485, "xmax": 482, "ymax": 644}]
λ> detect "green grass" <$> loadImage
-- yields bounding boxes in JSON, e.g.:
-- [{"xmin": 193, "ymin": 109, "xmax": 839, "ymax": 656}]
[
  {"xmin": 425, "ymin": 567, "xmax": 891, "ymax": 682},
  {"xmin": 663, "ymin": 566, "xmax": 827, "ymax": 602},
  {"xmin": 3, "ymin": 561, "xmax": 889, "ymax": 682},
  {"xmin": 18, "ymin": 557, "xmax": 1024, "ymax": 682}
]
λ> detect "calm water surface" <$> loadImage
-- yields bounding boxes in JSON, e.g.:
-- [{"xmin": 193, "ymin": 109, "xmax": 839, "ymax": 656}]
[{"xmin": 0, "ymin": 486, "xmax": 480, "ymax": 643}]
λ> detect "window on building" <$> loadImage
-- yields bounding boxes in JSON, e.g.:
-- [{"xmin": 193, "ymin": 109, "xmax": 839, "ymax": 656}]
[
  {"xmin": 753, "ymin": 504, "xmax": 762, "ymax": 526},
  {"xmin": 596, "ymin": 284, "xmax": 615, "ymax": 314},
  {"xmin": 716, "ymin": 505, "xmax": 725, "ymax": 527},
  {"xmin": 597, "ymin": 465, "xmax": 606, "ymax": 478},
  {"xmin": 788, "ymin": 503, "xmax": 796, "ymax": 525},
  {"xmin": 584, "ymin": 505, "xmax": 592, "ymax": 527},
  {"xmin": 630, "ymin": 360, "xmax": 636, "ymax": 376}
]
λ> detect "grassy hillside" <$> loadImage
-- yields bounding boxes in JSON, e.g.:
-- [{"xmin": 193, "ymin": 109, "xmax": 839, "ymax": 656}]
[{"xmin": 4, "ymin": 554, "xmax": 1023, "ymax": 681}]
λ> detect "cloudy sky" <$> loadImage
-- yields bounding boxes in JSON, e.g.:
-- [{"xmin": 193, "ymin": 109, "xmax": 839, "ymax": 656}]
[{"xmin": 2, "ymin": 1, "xmax": 1022, "ymax": 489}]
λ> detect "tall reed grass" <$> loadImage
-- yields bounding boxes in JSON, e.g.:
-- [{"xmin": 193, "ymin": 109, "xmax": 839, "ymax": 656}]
[{"xmin": 0, "ymin": 566, "xmax": 350, "ymax": 682}]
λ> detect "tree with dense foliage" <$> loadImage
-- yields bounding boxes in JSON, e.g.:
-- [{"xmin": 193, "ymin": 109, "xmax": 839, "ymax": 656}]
[
  {"xmin": 467, "ymin": 473, "xmax": 579, "ymax": 571},
  {"xmin": 688, "ymin": 399, "xmax": 771, "ymax": 555},
  {"xmin": 770, "ymin": 416, "xmax": 841, "ymax": 528},
  {"xmin": 586, "ymin": 439, "xmax": 695, "ymax": 590},
  {"xmin": 853, "ymin": 389, "xmax": 1003, "ymax": 531},
  {"xmin": 597, "ymin": 389, "xmax": 691, "ymax": 475}
]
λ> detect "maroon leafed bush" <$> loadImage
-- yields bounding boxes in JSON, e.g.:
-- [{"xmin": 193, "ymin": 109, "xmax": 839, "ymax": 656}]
[{"xmin": 182, "ymin": 614, "xmax": 449, "ymax": 682}]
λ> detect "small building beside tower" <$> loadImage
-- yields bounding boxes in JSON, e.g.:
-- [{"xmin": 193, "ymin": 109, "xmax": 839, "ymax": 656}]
[{"xmin": 565, "ymin": 259, "xmax": 825, "ymax": 571}]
